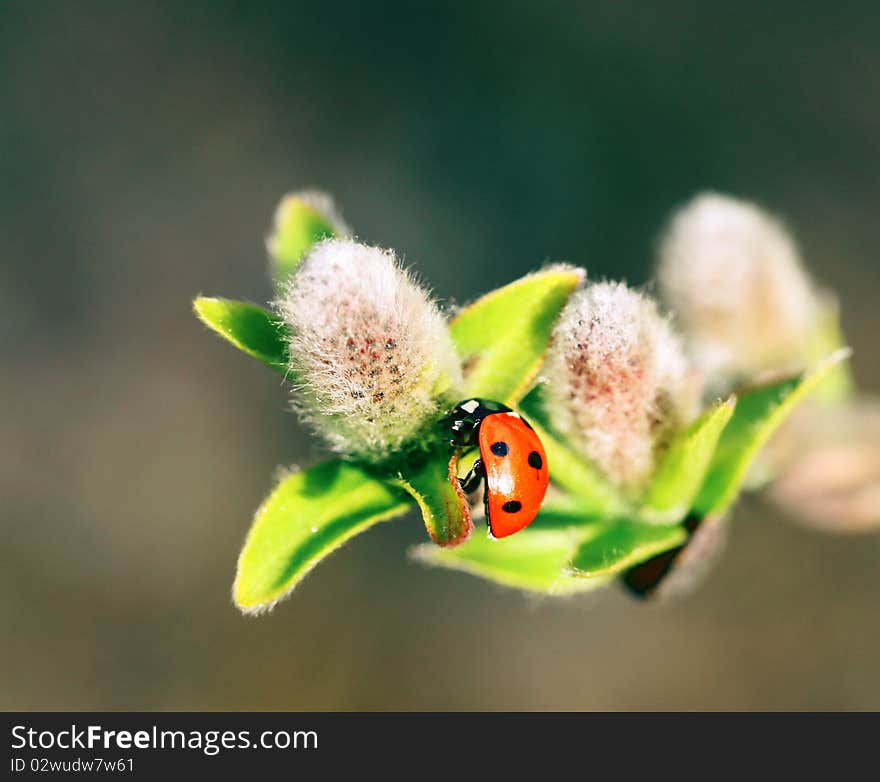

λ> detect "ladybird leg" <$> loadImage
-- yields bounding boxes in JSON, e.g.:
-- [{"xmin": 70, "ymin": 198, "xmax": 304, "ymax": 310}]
[{"xmin": 459, "ymin": 458, "xmax": 485, "ymax": 494}]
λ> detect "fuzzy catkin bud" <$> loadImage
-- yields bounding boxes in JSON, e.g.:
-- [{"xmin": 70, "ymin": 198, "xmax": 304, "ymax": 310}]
[
  {"xmin": 276, "ymin": 239, "xmax": 462, "ymax": 462},
  {"xmin": 543, "ymin": 282, "xmax": 694, "ymax": 490},
  {"xmin": 657, "ymin": 192, "xmax": 818, "ymax": 383}
]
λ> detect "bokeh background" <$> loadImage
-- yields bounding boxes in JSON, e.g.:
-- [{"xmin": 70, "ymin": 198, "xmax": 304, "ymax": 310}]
[{"xmin": 2, "ymin": 2, "xmax": 879, "ymax": 710}]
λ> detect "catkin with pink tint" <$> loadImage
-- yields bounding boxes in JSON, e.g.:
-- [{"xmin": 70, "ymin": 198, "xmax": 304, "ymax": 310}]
[
  {"xmin": 657, "ymin": 192, "xmax": 819, "ymax": 383},
  {"xmin": 275, "ymin": 239, "xmax": 462, "ymax": 462},
  {"xmin": 543, "ymin": 282, "xmax": 694, "ymax": 490}
]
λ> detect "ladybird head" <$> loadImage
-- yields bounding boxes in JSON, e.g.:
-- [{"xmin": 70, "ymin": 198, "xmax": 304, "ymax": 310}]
[{"xmin": 443, "ymin": 398, "xmax": 511, "ymax": 447}]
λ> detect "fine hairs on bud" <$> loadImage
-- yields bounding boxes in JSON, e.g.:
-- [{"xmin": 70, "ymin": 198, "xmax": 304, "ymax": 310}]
[
  {"xmin": 543, "ymin": 282, "xmax": 694, "ymax": 490},
  {"xmin": 657, "ymin": 192, "xmax": 818, "ymax": 382},
  {"xmin": 276, "ymin": 239, "xmax": 462, "ymax": 462}
]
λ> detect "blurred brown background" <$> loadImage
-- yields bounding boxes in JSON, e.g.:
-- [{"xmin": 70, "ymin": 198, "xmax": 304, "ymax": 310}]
[{"xmin": 2, "ymin": 2, "xmax": 878, "ymax": 710}]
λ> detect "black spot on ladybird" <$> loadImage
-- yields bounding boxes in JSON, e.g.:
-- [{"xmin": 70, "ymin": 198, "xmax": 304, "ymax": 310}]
[
  {"xmin": 502, "ymin": 500, "xmax": 522, "ymax": 513},
  {"xmin": 528, "ymin": 451, "xmax": 543, "ymax": 469},
  {"xmin": 490, "ymin": 441, "xmax": 509, "ymax": 457}
]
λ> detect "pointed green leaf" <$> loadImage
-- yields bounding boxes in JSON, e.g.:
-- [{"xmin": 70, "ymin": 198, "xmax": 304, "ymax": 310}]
[
  {"xmin": 807, "ymin": 294, "xmax": 854, "ymax": 403},
  {"xmin": 519, "ymin": 386, "xmax": 623, "ymax": 516},
  {"xmin": 640, "ymin": 397, "xmax": 736, "ymax": 524},
  {"xmin": 233, "ymin": 460, "xmax": 411, "ymax": 613},
  {"xmin": 194, "ymin": 297, "xmax": 288, "ymax": 375},
  {"xmin": 570, "ymin": 520, "xmax": 688, "ymax": 578},
  {"xmin": 267, "ymin": 192, "xmax": 343, "ymax": 284},
  {"xmin": 394, "ymin": 454, "xmax": 473, "ymax": 547},
  {"xmin": 412, "ymin": 526, "xmax": 610, "ymax": 595},
  {"xmin": 449, "ymin": 266, "xmax": 584, "ymax": 405},
  {"xmin": 694, "ymin": 349, "xmax": 851, "ymax": 517}
]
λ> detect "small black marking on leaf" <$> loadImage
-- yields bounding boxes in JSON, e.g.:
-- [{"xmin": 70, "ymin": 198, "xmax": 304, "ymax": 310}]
[
  {"xmin": 502, "ymin": 500, "xmax": 522, "ymax": 513},
  {"xmin": 490, "ymin": 441, "xmax": 509, "ymax": 457},
  {"xmin": 527, "ymin": 451, "xmax": 543, "ymax": 469}
]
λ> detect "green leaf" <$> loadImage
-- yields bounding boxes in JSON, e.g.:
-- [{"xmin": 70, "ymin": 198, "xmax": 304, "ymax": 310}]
[
  {"xmin": 412, "ymin": 526, "xmax": 610, "ymax": 595},
  {"xmin": 194, "ymin": 297, "xmax": 288, "ymax": 375},
  {"xmin": 640, "ymin": 397, "xmax": 736, "ymax": 524},
  {"xmin": 693, "ymin": 349, "xmax": 851, "ymax": 517},
  {"xmin": 570, "ymin": 520, "xmax": 688, "ymax": 579},
  {"xmin": 807, "ymin": 294, "xmax": 854, "ymax": 403},
  {"xmin": 233, "ymin": 460, "xmax": 411, "ymax": 613},
  {"xmin": 449, "ymin": 266, "xmax": 583, "ymax": 405},
  {"xmin": 393, "ymin": 454, "xmax": 473, "ymax": 547},
  {"xmin": 519, "ymin": 387, "xmax": 623, "ymax": 517},
  {"xmin": 267, "ymin": 193, "xmax": 340, "ymax": 284}
]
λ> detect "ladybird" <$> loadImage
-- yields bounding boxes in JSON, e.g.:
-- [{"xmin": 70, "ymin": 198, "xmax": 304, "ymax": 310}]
[{"xmin": 443, "ymin": 398, "xmax": 549, "ymax": 538}]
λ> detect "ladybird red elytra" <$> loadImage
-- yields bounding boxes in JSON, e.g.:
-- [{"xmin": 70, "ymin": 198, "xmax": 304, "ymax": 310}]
[{"xmin": 443, "ymin": 398, "xmax": 549, "ymax": 538}]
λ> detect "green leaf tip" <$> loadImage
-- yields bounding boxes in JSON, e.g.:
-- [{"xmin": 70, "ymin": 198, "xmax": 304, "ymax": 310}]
[
  {"xmin": 640, "ymin": 396, "xmax": 736, "ymax": 524},
  {"xmin": 233, "ymin": 460, "xmax": 411, "ymax": 614},
  {"xmin": 450, "ymin": 265, "xmax": 584, "ymax": 406},
  {"xmin": 193, "ymin": 297, "xmax": 289, "ymax": 375},
  {"xmin": 393, "ymin": 454, "xmax": 473, "ymax": 547},
  {"xmin": 412, "ymin": 526, "xmax": 610, "ymax": 596},
  {"xmin": 267, "ymin": 191, "xmax": 348, "ymax": 284},
  {"xmin": 570, "ymin": 520, "xmax": 688, "ymax": 579},
  {"xmin": 807, "ymin": 293, "xmax": 854, "ymax": 403},
  {"xmin": 693, "ymin": 348, "xmax": 852, "ymax": 517}
]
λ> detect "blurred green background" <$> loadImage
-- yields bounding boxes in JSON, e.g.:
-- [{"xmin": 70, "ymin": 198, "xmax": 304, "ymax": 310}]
[{"xmin": 2, "ymin": 2, "xmax": 879, "ymax": 710}]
